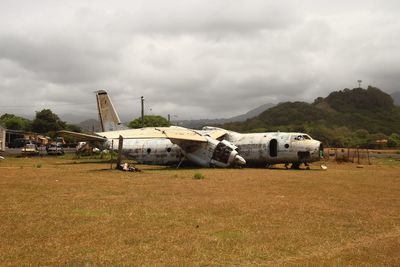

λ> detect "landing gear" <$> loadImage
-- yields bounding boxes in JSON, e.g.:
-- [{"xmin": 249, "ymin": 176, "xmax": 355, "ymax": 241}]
[
  {"xmin": 291, "ymin": 163, "xmax": 301, "ymax": 169},
  {"xmin": 290, "ymin": 162, "xmax": 310, "ymax": 170},
  {"xmin": 304, "ymin": 162, "xmax": 310, "ymax": 170}
]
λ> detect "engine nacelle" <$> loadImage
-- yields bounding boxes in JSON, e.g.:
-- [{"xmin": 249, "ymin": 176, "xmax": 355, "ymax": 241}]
[{"xmin": 183, "ymin": 137, "xmax": 246, "ymax": 167}]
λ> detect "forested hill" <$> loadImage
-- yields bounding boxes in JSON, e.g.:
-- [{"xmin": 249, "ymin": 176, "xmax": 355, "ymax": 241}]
[{"xmin": 222, "ymin": 86, "xmax": 400, "ymax": 147}]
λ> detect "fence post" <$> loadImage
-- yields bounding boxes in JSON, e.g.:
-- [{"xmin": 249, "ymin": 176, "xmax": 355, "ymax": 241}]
[
  {"xmin": 335, "ymin": 148, "xmax": 337, "ymax": 162},
  {"xmin": 347, "ymin": 148, "xmax": 350, "ymax": 162},
  {"xmin": 110, "ymin": 139, "xmax": 114, "ymax": 169},
  {"xmin": 116, "ymin": 135, "xmax": 123, "ymax": 168}
]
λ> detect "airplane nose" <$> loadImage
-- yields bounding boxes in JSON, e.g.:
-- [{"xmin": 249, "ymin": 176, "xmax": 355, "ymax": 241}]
[{"xmin": 234, "ymin": 155, "xmax": 246, "ymax": 166}]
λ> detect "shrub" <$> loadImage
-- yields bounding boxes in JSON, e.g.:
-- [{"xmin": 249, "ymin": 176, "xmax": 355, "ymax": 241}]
[{"xmin": 193, "ymin": 172, "xmax": 205, "ymax": 180}]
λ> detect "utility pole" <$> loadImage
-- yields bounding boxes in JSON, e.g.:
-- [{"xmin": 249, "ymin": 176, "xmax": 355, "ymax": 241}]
[
  {"xmin": 357, "ymin": 80, "xmax": 362, "ymax": 88},
  {"xmin": 141, "ymin": 96, "xmax": 144, "ymax": 128},
  {"xmin": 168, "ymin": 114, "xmax": 171, "ymax": 124},
  {"xmin": 117, "ymin": 135, "xmax": 123, "ymax": 168}
]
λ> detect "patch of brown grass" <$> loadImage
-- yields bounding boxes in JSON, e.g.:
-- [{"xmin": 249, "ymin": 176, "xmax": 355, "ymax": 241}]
[{"xmin": 0, "ymin": 158, "xmax": 399, "ymax": 266}]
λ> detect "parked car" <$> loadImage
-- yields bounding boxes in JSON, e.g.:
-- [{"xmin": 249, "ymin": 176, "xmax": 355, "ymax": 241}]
[
  {"xmin": 46, "ymin": 143, "xmax": 64, "ymax": 155},
  {"xmin": 21, "ymin": 143, "xmax": 39, "ymax": 155},
  {"xmin": 9, "ymin": 138, "xmax": 36, "ymax": 148}
]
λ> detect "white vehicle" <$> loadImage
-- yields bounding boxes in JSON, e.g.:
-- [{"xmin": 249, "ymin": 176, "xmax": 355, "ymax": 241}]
[
  {"xmin": 21, "ymin": 143, "xmax": 39, "ymax": 155},
  {"xmin": 47, "ymin": 143, "xmax": 64, "ymax": 155}
]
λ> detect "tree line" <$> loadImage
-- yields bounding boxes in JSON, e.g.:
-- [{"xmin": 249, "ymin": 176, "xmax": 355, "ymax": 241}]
[
  {"xmin": 0, "ymin": 110, "xmax": 171, "ymax": 138},
  {"xmin": 0, "ymin": 109, "xmax": 81, "ymax": 138}
]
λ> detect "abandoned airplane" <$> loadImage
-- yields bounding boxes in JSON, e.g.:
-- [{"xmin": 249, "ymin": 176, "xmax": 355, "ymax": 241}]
[
  {"xmin": 60, "ymin": 91, "xmax": 246, "ymax": 168},
  {"xmin": 60, "ymin": 90, "xmax": 323, "ymax": 168}
]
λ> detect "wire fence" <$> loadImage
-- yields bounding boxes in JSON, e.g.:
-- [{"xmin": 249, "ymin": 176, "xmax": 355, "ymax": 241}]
[{"xmin": 323, "ymin": 148, "xmax": 373, "ymax": 165}]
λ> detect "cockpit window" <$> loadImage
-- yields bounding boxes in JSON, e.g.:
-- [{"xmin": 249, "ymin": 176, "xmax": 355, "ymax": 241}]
[
  {"xmin": 294, "ymin": 134, "xmax": 312, "ymax": 141},
  {"xmin": 294, "ymin": 135, "xmax": 304, "ymax": 141}
]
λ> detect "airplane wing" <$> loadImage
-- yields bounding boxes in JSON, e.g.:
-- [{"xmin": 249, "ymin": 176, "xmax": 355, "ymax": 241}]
[
  {"xmin": 158, "ymin": 127, "xmax": 207, "ymax": 142},
  {"xmin": 99, "ymin": 127, "xmax": 208, "ymax": 142},
  {"xmin": 202, "ymin": 129, "xmax": 227, "ymax": 140},
  {"xmin": 58, "ymin": 130, "xmax": 107, "ymax": 142}
]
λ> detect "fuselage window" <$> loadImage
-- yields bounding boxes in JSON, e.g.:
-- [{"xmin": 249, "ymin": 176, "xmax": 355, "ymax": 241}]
[
  {"xmin": 147, "ymin": 148, "xmax": 151, "ymax": 154},
  {"xmin": 294, "ymin": 135, "xmax": 311, "ymax": 141},
  {"xmin": 284, "ymin": 144, "xmax": 289, "ymax": 149},
  {"xmin": 166, "ymin": 147, "xmax": 172, "ymax": 153}
]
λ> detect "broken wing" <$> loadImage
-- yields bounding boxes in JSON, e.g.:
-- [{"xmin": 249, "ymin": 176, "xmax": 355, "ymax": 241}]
[{"xmin": 58, "ymin": 130, "xmax": 107, "ymax": 142}]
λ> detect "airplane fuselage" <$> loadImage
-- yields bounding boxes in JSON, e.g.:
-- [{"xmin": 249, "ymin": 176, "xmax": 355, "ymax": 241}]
[
  {"xmin": 222, "ymin": 131, "xmax": 322, "ymax": 166},
  {"xmin": 98, "ymin": 129, "xmax": 246, "ymax": 167},
  {"xmin": 100, "ymin": 130, "xmax": 322, "ymax": 167},
  {"xmin": 118, "ymin": 138, "xmax": 182, "ymax": 165}
]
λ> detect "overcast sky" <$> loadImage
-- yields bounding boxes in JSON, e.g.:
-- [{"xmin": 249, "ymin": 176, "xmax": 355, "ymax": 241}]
[{"xmin": 1, "ymin": 0, "xmax": 399, "ymax": 122}]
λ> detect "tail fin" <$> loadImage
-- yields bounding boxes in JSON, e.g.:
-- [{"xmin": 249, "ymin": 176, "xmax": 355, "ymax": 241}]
[{"xmin": 95, "ymin": 90, "xmax": 128, "ymax": 132}]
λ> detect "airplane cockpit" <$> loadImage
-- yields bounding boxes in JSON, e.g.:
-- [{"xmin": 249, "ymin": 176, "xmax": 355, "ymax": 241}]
[{"xmin": 293, "ymin": 134, "xmax": 313, "ymax": 141}]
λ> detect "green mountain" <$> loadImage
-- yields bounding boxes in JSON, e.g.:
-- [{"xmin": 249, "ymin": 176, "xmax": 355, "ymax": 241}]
[
  {"xmin": 222, "ymin": 86, "xmax": 400, "ymax": 147},
  {"xmin": 76, "ymin": 119, "xmax": 102, "ymax": 132}
]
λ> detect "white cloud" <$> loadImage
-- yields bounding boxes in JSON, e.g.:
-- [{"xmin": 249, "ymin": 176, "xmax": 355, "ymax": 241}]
[{"xmin": 0, "ymin": 0, "xmax": 399, "ymax": 122}]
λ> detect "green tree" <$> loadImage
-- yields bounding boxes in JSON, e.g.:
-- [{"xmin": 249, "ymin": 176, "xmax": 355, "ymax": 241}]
[
  {"xmin": 128, "ymin": 115, "xmax": 170, "ymax": 128},
  {"xmin": 65, "ymin": 124, "xmax": 82, "ymax": 133},
  {"xmin": 0, "ymin": 113, "xmax": 32, "ymax": 131},
  {"xmin": 363, "ymin": 132, "xmax": 388, "ymax": 149},
  {"xmin": 387, "ymin": 133, "xmax": 400, "ymax": 148},
  {"xmin": 354, "ymin": 129, "xmax": 369, "ymax": 139},
  {"xmin": 31, "ymin": 109, "xmax": 67, "ymax": 134}
]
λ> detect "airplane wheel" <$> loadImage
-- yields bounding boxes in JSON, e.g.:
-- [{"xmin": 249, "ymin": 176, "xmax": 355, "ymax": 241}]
[
  {"xmin": 291, "ymin": 163, "xmax": 301, "ymax": 169},
  {"xmin": 285, "ymin": 163, "xmax": 289, "ymax": 169},
  {"xmin": 304, "ymin": 162, "xmax": 310, "ymax": 170}
]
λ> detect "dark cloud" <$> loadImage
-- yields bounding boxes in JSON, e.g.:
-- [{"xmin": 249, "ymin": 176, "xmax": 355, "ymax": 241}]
[{"xmin": 0, "ymin": 0, "xmax": 399, "ymax": 122}]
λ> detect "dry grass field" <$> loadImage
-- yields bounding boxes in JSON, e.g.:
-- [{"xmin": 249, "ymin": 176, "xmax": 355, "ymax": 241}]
[{"xmin": 0, "ymin": 156, "xmax": 399, "ymax": 266}]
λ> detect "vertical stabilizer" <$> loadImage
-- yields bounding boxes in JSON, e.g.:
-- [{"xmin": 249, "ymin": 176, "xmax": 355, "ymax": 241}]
[{"xmin": 95, "ymin": 90, "xmax": 128, "ymax": 132}]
